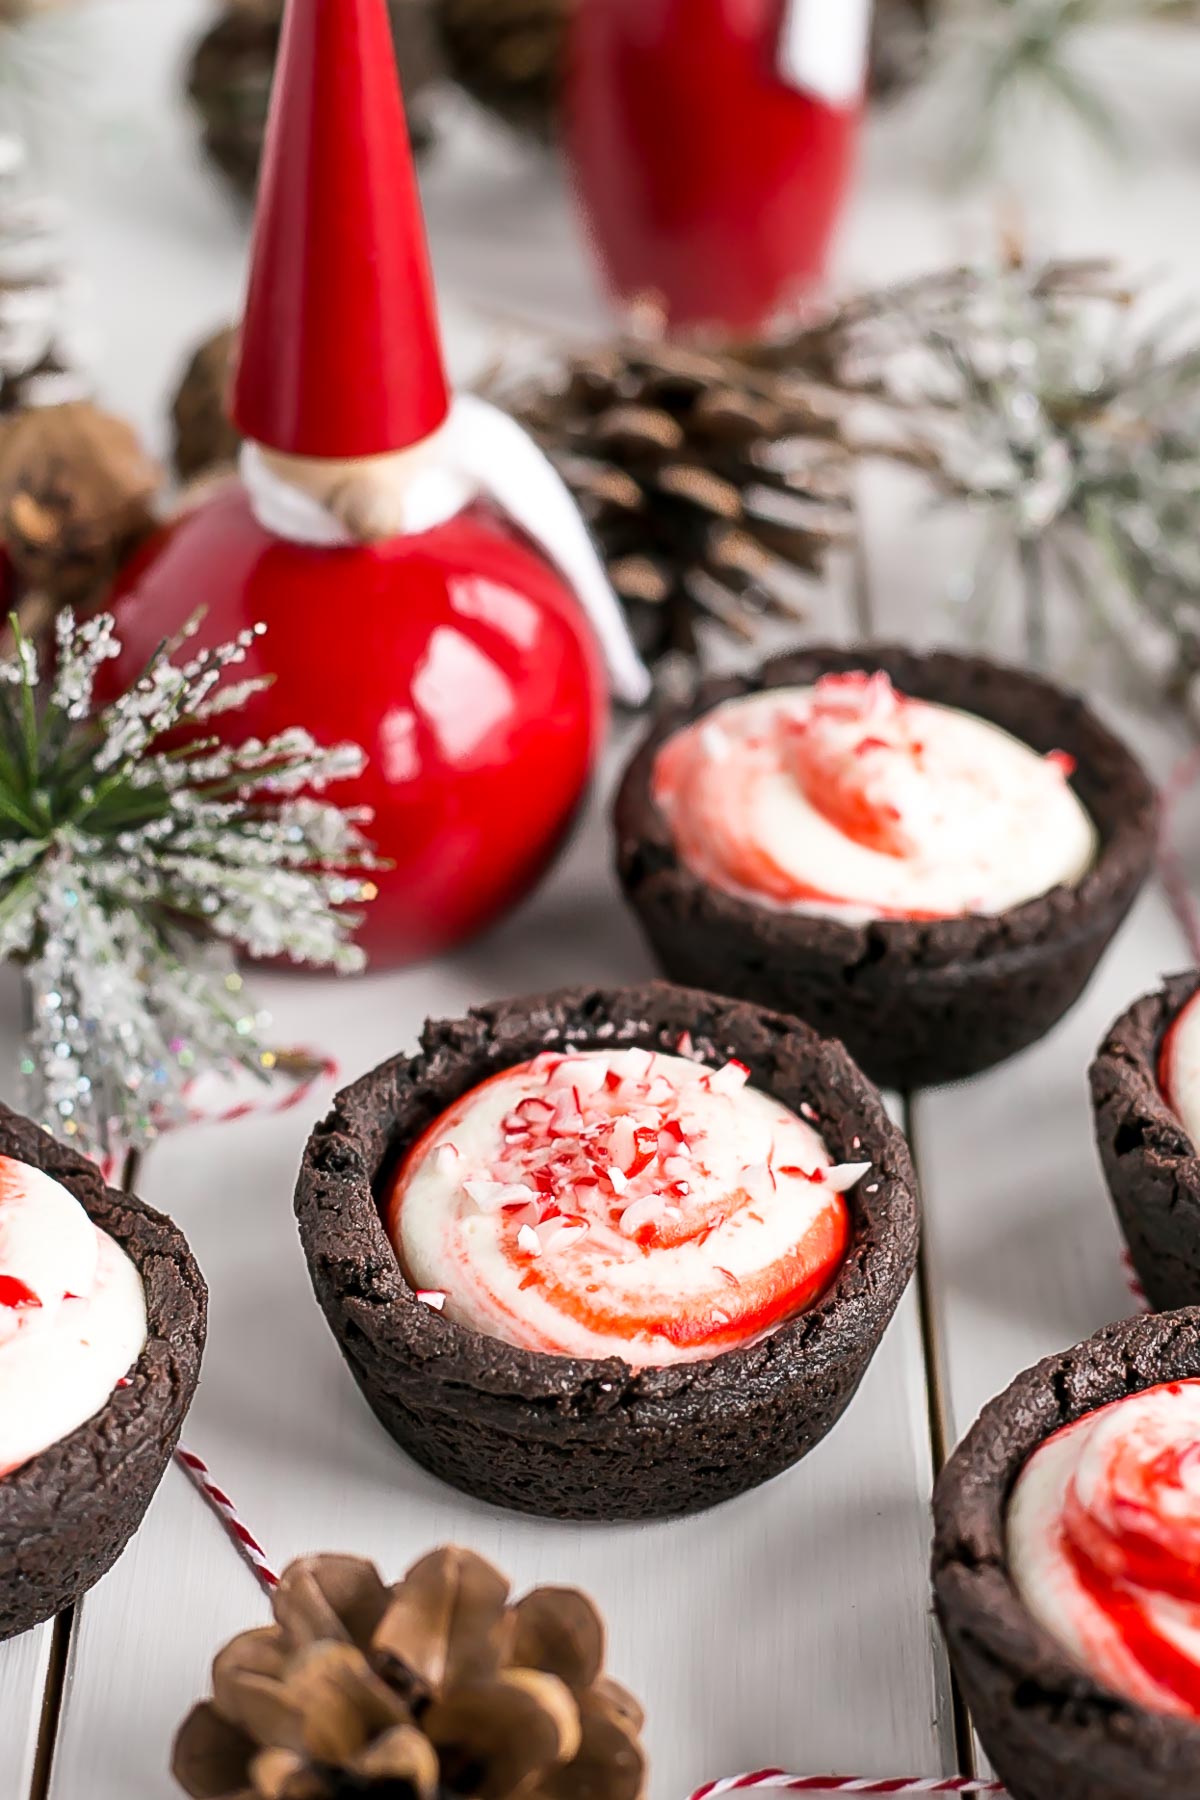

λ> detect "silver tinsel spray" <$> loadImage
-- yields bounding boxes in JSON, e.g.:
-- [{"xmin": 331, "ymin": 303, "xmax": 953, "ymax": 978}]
[
  {"xmin": 798, "ymin": 251, "xmax": 1200, "ymax": 700},
  {"xmin": 0, "ymin": 609, "xmax": 379, "ymax": 1157}
]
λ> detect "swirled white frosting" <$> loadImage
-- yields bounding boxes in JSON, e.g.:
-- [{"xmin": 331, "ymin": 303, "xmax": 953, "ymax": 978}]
[
  {"xmin": 1160, "ymin": 989, "xmax": 1200, "ymax": 1152},
  {"xmin": 0, "ymin": 1156, "xmax": 147, "ymax": 1479},
  {"xmin": 1008, "ymin": 1379, "xmax": 1200, "ymax": 1719},
  {"xmin": 652, "ymin": 673, "xmax": 1097, "ymax": 924},
  {"xmin": 387, "ymin": 1046, "xmax": 864, "ymax": 1367}
]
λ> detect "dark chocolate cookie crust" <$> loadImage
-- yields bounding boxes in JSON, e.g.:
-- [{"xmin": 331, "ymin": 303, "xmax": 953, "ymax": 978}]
[
  {"xmin": 295, "ymin": 981, "xmax": 919, "ymax": 1521},
  {"xmin": 614, "ymin": 645, "xmax": 1158, "ymax": 1090},
  {"xmin": 0, "ymin": 1105, "xmax": 207, "ymax": 1642},
  {"xmin": 1091, "ymin": 972, "xmax": 1200, "ymax": 1312},
  {"xmin": 932, "ymin": 1309, "xmax": 1200, "ymax": 1800}
]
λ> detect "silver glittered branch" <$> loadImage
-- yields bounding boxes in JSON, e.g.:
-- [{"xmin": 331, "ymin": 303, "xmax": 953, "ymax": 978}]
[
  {"xmin": 787, "ymin": 253, "xmax": 1200, "ymax": 709},
  {"xmin": 0, "ymin": 607, "xmax": 380, "ymax": 1156}
]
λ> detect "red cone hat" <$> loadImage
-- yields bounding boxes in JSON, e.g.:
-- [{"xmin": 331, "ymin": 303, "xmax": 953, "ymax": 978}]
[{"xmin": 231, "ymin": 0, "xmax": 451, "ymax": 459}]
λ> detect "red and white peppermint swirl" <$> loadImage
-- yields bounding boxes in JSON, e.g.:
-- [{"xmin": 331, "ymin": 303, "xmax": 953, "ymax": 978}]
[
  {"xmin": 652, "ymin": 673, "xmax": 1096, "ymax": 925},
  {"xmin": 387, "ymin": 1046, "xmax": 862, "ymax": 1367},
  {"xmin": 1009, "ymin": 1378, "xmax": 1200, "ymax": 1719},
  {"xmin": 0, "ymin": 1156, "xmax": 147, "ymax": 1478}
]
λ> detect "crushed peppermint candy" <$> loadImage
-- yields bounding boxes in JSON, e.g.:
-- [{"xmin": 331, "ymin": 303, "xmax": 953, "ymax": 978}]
[
  {"xmin": 389, "ymin": 1046, "xmax": 865, "ymax": 1366},
  {"xmin": 418, "ymin": 1050, "xmax": 871, "ymax": 1260}
]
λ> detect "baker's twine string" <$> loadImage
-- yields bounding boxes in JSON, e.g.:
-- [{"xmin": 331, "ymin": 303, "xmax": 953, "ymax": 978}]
[
  {"xmin": 114, "ymin": 1048, "xmax": 339, "ymax": 1597},
  {"xmin": 689, "ymin": 1778, "xmax": 1003, "ymax": 1797},
  {"xmin": 174, "ymin": 1445, "xmax": 280, "ymax": 1593},
  {"xmin": 96, "ymin": 1050, "xmax": 341, "ymax": 1186},
  {"xmin": 176, "ymin": 1049, "xmax": 340, "ymax": 1130}
]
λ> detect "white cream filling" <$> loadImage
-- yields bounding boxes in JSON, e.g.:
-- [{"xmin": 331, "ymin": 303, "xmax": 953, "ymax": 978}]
[
  {"xmin": 1164, "ymin": 990, "xmax": 1200, "ymax": 1152},
  {"xmin": 0, "ymin": 1157, "xmax": 148, "ymax": 1478},
  {"xmin": 1008, "ymin": 1382, "xmax": 1200, "ymax": 1717},
  {"xmin": 654, "ymin": 681, "xmax": 1097, "ymax": 924},
  {"xmin": 393, "ymin": 1048, "xmax": 859, "ymax": 1367}
]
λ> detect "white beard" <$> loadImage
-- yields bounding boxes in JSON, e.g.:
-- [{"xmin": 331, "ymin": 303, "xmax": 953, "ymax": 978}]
[{"xmin": 777, "ymin": 0, "xmax": 874, "ymax": 107}]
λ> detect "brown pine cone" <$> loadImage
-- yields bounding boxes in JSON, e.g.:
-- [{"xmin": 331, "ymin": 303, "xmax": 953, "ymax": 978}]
[
  {"xmin": 436, "ymin": 0, "xmax": 569, "ymax": 142},
  {"xmin": 0, "ymin": 401, "xmax": 162, "ymax": 612},
  {"xmin": 173, "ymin": 1547, "xmax": 647, "ymax": 1800},
  {"xmin": 172, "ymin": 324, "xmax": 240, "ymax": 483},
  {"xmin": 504, "ymin": 338, "xmax": 854, "ymax": 667},
  {"xmin": 187, "ymin": 0, "xmax": 442, "ymax": 203}
]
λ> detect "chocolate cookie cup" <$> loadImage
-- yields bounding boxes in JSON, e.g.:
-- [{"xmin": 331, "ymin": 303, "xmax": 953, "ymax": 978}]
[
  {"xmin": 932, "ymin": 1310, "xmax": 1200, "ymax": 1800},
  {"xmin": 614, "ymin": 644, "xmax": 1157, "ymax": 1090},
  {"xmin": 295, "ymin": 981, "xmax": 919, "ymax": 1521},
  {"xmin": 0, "ymin": 1104, "xmax": 207, "ymax": 1642},
  {"xmin": 1091, "ymin": 972, "xmax": 1200, "ymax": 1312}
]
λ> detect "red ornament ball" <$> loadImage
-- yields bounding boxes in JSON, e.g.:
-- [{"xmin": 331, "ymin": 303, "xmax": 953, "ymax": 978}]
[{"xmin": 107, "ymin": 480, "xmax": 607, "ymax": 968}]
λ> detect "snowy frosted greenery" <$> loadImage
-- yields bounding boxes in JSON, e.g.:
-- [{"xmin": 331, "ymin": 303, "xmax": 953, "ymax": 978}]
[
  {"xmin": 801, "ymin": 253, "xmax": 1200, "ymax": 699},
  {"xmin": 0, "ymin": 609, "xmax": 378, "ymax": 1156},
  {"xmin": 943, "ymin": 0, "xmax": 1198, "ymax": 177}
]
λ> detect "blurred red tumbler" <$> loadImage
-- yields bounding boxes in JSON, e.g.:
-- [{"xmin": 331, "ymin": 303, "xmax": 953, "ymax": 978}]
[{"xmin": 567, "ymin": 0, "xmax": 870, "ymax": 333}]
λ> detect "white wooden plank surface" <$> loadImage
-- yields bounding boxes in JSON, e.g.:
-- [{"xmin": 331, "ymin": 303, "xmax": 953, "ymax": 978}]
[
  {"xmin": 1, "ymin": 2, "xmax": 1199, "ymax": 1793},
  {"xmin": 1, "ymin": 1625, "xmax": 50, "ymax": 1798}
]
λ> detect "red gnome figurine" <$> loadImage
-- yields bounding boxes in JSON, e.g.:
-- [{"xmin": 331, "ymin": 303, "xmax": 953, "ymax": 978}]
[
  {"xmin": 567, "ymin": 0, "xmax": 872, "ymax": 333},
  {"xmin": 106, "ymin": 0, "xmax": 648, "ymax": 968}
]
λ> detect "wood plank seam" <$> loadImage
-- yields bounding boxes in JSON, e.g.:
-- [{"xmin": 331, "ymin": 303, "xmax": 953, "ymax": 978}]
[
  {"xmin": 904, "ymin": 1094, "xmax": 979, "ymax": 1783},
  {"xmin": 26, "ymin": 1608, "xmax": 73, "ymax": 1800}
]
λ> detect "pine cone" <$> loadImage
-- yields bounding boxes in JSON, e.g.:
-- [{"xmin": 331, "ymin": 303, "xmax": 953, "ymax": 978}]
[
  {"xmin": 436, "ymin": 0, "xmax": 569, "ymax": 142},
  {"xmin": 173, "ymin": 1547, "xmax": 647, "ymax": 1800},
  {"xmin": 187, "ymin": 0, "xmax": 442, "ymax": 203},
  {"xmin": 506, "ymin": 339, "xmax": 854, "ymax": 667},
  {"xmin": 0, "ymin": 402, "xmax": 163, "ymax": 610},
  {"xmin": 173, "ymin": 324, "xmax": 240, "ymax": 483}
]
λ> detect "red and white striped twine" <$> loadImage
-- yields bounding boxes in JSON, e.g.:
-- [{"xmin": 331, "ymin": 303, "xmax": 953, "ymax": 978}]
[
  {"xmin": 176, "ymin": 1051, "xmax": 340, "ymax": 1131},
  {"xmin": 174, "ymin": 1444, "xmax": 279, "ymax": 1594},
  {"xmin": 96, "ymin": 1052, "xmax": 341, "ymax": 1187},
  {"xmin": 689, "ymin": 1774, "xmax": 1004, "ymax": 1797},
  {"xmin": 154, "ymin": 1050, "xmax": 339, "ymax": 1599}
]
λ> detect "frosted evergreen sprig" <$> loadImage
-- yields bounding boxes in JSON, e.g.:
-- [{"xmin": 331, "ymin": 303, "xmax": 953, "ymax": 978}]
[
  {"xmin": 940, "ymin": 0, "xmax": 1197, "ymax": 181},
  {"xmin": 0, "ymin": 608, "xmax": 380, "ymax": 1156},
  {"xmin": 799, "ymin": 253, "xmax": 1200, "ymax": 704}
]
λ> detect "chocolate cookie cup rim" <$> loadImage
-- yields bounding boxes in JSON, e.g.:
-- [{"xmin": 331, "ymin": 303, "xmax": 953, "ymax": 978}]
[
  {"xmin": 296, "ymin": 980, "xmax": 919, "ymax": 1413},
  {"xmin": 1090, "ymin": 968, "xmax": 1200, "ymax": 1174},
  {"xmin": 932, "ymin": 1308, "xmax": 1200, "ymax": 1769},
  {"xmin": 0, "ymin": 1103, "xmax": 207, "ymax": 1533},
  {"xmin": 613, "ymin": 642, "xmax": 1159, "ymax": 970}
]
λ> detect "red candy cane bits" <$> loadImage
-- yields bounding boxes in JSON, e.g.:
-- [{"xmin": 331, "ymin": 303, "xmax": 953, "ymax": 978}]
[{"xmin": 387, "ymin": 1046, "xmax": 864, "ymax": 1367}]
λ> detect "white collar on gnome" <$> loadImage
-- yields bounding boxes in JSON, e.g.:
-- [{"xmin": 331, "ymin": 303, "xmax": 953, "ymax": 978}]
[
  {"xmin": 240, "ymin": 393, "xmax": 652, "ymax": 708},
  {"xmin": 777, "ymin": 0, "xmax": 872, "ymax": 107}
]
